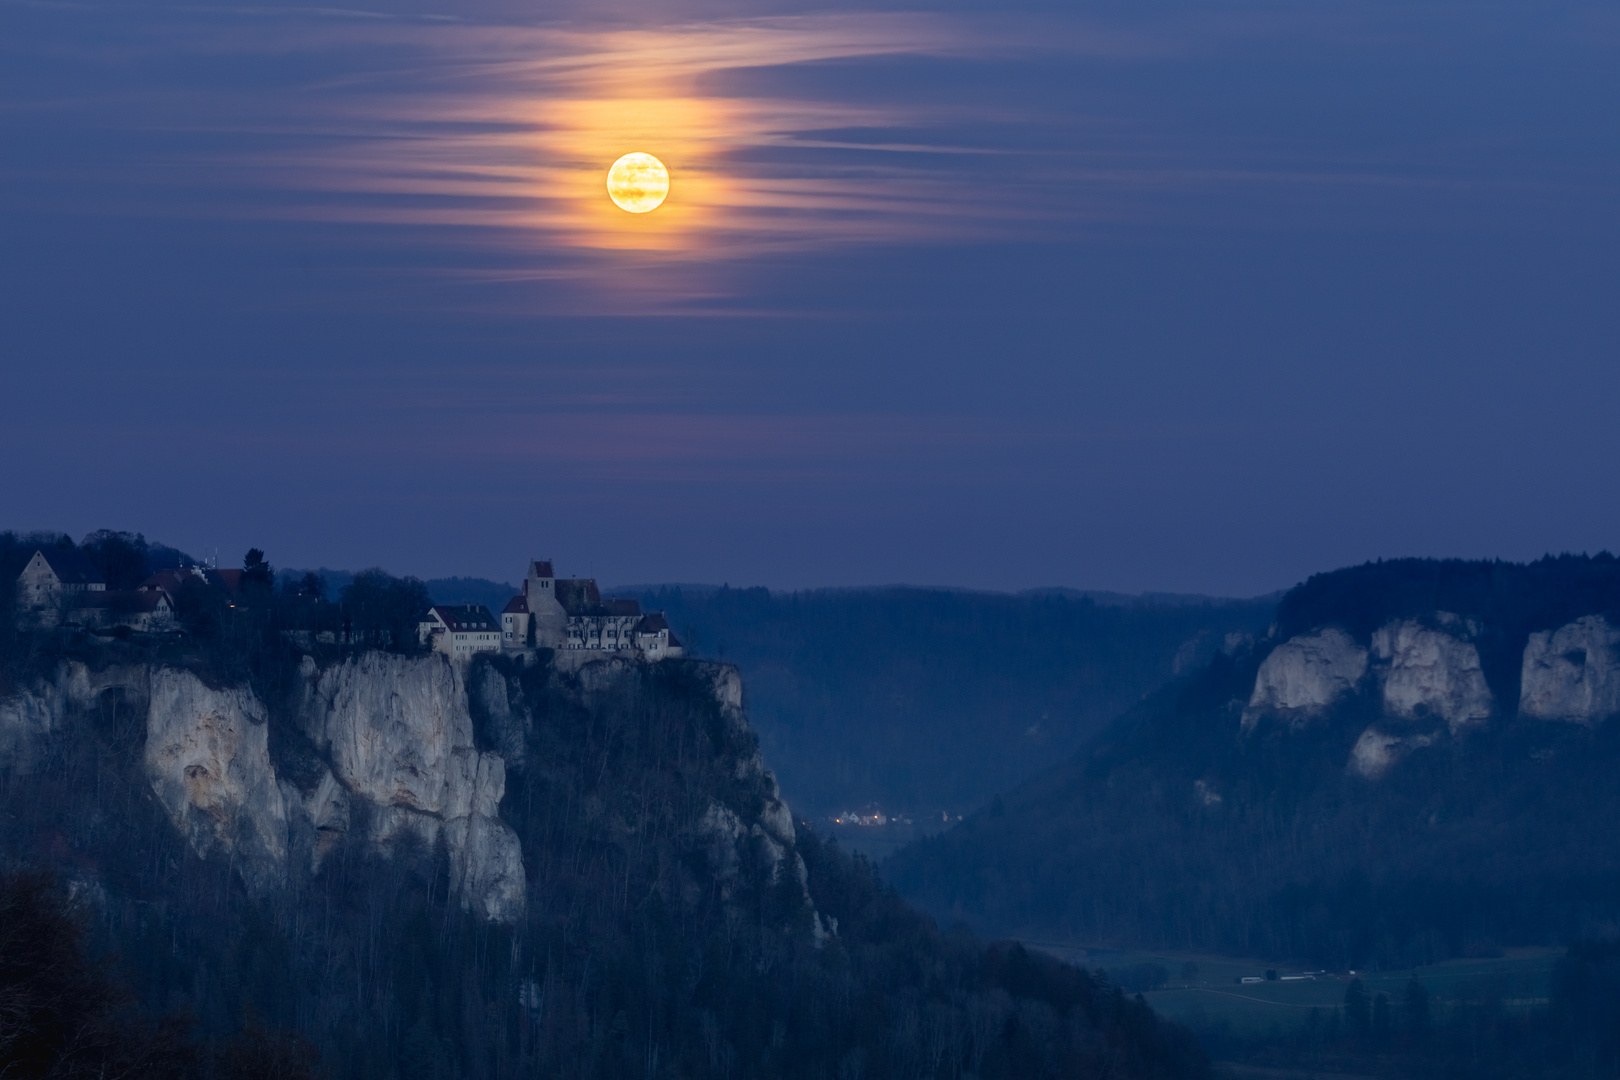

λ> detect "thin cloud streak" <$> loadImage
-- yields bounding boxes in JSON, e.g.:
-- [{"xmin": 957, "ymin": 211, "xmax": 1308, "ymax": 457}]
[{"xmin": 6, "ymin": 1, "xmax": 1613, "ymax": 314}]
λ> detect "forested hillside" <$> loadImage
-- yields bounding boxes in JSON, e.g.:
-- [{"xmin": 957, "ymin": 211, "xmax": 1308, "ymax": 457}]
[
  {"xmin": 615, "ymin": 585, "xmax": 1275, "ymax": 820},
  {"xmin": 0, "ymin": 530, "xmax": 1208, "ymax": 1080},
  {"xmin": 888, "ymin": 556, "xmax": 1620, "ymax": 968}
]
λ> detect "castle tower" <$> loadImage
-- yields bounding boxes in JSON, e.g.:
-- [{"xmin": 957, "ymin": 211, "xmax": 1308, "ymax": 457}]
[{"xmin": 524, "ymin": 559, "xmax": 568, "ymax": 648}]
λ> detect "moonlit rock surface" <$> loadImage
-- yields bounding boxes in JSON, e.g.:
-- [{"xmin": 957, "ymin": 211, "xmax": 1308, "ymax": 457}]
[
  {"xmin": 1372, "ymin": 619, "xmax": 1493, "ymax": 731},
  {"xmin": 282, "ymin": 767, "xmax": 352, "ymax": 873},
  {"xmin": 8, "ymin": 648, "xmax": 788, "ymax": 928},
  {"xmin": 1520, "ymin": 615, "xmax": 1620, "ymax": 724},
  {"xmin": 0, "ymin": 679, "xmax": 64, "ymax": 771},
  {"xmin": 299, "ymin": 651, "xmax": 470, "ymax": 814},
  {"xmin": 1348, "ymin": 725, "xmax": 1437, "ymax": 780},
  {"xmin": 144, "ymin": 669, "xmax": 289, "ymax": 895},
  {"xmin": 300, "ymin": 652, "xmax": 526, "ymax": 921},
  {"xmin": 1242, "ymin": 628, "xmax": 1368, "ymax": 729},
  {"xmin": 1, "ymin": 661, "xmax": 148, "ymax": 773}
]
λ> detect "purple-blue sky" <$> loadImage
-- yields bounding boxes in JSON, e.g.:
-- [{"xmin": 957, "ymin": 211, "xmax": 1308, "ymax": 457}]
[{"xmin": 3, "ymin": 0, "xmax": 1618, "ymax": 594}]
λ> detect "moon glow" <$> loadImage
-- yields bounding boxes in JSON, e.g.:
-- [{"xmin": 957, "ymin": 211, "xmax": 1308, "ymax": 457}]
[{"xmin": 606, "ymin": 152, "xmax": 670, "ymax": 213}]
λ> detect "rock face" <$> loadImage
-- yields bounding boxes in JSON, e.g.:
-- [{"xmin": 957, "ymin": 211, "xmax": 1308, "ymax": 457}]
[
  {"xmin": 469, "ymin": 662, "xmax": 525, "ymax": 767},
  {"xmin": 1371, "ymin": 619, "xmax": 1493, "ymax": 731},
  {"xmin": 4, "ymin": 648, "xmax": 785, "ymax": 929},
  {"xmin": 1348, "ymin": 726, "xmax": 1437, "ymax": 780},
  {"xmin": 145, "ymin": 669, "xmax": 289, "ymax": 895},
  {"xmin": 1520, "ymin": 615, "xmax": 1620, "ymax": 724},
  {"xmin": 298, "ymin": 652, "xmax": 526, "ymax": 922},
  {"xmin": 1242, "ymin": 628, "xmax": 1368, "ymax": 730},
  {"xmin": 1, "ymin": 661, "xmax": 148, "ymax": 773},
  {"xmin": 0, "ymin": 678, "xmax": 65, "ymax": 772}
]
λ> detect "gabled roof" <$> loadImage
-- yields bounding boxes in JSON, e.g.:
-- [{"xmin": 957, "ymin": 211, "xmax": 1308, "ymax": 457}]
[
  {"xmin": 502, "ymin": 594, "xmax": 528, "ymax": 615},
  {"xmin": 30, "ymin": 548, "xmax": 104, "ymax": 587},
  {"xmin": 140, "ymin": 569, "xmax": 193, "ymax": 594},
  {"xmin": 427, "ymin": 604, "xmax": 499, "ymax": 633},
  {"xmin": 140, "ymin": 567, "xmax": 241, "ymax": 596},
  {"xmin": 603, "ymin": 598, "xmax": 641, "ymax": 618},
  {"xmin": 636, "ymin": 612, "xmax": 670, "ymax": 633},
  {"xmin": 74, "ymin": 589, "xmax": 173, "ymax": 613},
  {"xmin": 528, "ymin": 560, "xmax": 555, "ymax": 579},
  {"xmin": 554, "ymin": 578, "xmax": 603, "ymax": 616}
]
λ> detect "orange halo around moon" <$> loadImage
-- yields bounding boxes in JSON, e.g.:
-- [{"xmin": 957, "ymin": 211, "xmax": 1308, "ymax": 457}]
[{"xmin": 606, "ymin": 152, "xmax": 670, "ymax": 213}]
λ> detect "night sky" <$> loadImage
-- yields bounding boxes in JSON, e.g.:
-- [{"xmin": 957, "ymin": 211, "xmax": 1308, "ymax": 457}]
[{"xmin": 3, "ymin": 0, "xmax": 1617, "ymax": 594}]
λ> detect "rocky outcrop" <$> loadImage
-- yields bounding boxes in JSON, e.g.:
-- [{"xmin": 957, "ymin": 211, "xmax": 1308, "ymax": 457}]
[
  {"xmin": 1372, "ymin": 619, "xmax": 1493, "ymax": 731},
  {"xmin": 298, "ymin": 652, "xmax": 526, "ymax": 922},
  {"xmin": 1, "ymin": 661, "xmax": 148, "ymax": 773},
  {"xmin": 1348, "ymin": 726, "xmax": 1437, "ymax": 780},
  {"xmin": 469, "ymin": 662, "xmax": 525, "ymax": 767},
  {"xmin": 282, "ymin": 768, "xmax": 352, "ymax": 873},
  {"xmin": 0, "ymin": 678, "xmax": 64, "ymax": 772},
  {"xmin": 1520, "ymin": 615, "xmax": 1620, "ymax": 724},
  {"xmin": 5, "ymin": 646, "xmax": 789, "ymax": 928},
  {"xmin": 144, "ymin": 669, "xmax": 289, "ymax": 895},
  {"xmin": 1242, "ymin": 628, "xmax": 1367, "ymax": 730}
]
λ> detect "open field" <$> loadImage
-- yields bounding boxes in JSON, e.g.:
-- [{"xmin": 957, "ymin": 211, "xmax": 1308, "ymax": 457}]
[{"xmin": 1020, "ymin": 940, "xmax": 1561, "ymax": 1038}]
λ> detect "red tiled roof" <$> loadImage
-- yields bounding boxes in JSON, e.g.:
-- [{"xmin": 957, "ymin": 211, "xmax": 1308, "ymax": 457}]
[
  {"xmin": 428, "ymin": 604, "xmax": 499, "ymax": 633},
  {"xmin": 141, "ymin": 567, "xmax": 243, "ymax": 597},
  {"xmin": 502, "ymin": 594, "xmax": 528, "ymax": 614},
  {"xmin": 528, "ymin": 560, "xmax": 555, "ymax": 579},
  {"xmin": 636, "ymin": 612, "xmax": 670, "ymax": 633},
  {"xmin": 140, "ymin": 569, "xmax": 193, "ymax": 593},
  {"xmin": 555, "ymin": 578, "xmax": 603, "ymax": 615}
]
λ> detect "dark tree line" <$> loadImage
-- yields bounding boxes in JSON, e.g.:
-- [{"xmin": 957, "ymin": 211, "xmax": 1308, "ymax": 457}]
[{"xmin": 0, "ymin": 531, "xmax": 433, "ymax": 699}]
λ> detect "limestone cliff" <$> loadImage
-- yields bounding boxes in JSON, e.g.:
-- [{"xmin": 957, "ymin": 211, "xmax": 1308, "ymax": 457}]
[
  {"xmin": 1520, "ymin": 615, "xmax": 1620, "ymax": 724},
  {"xmin": 0, "ymin": 649, "xmax": 803, "ymax": 929},
  {"xmin": 1243, "ymin": 616, "xmax": 1492, "ymax": 779},
  {"xmin": 1371, "ymin": 617, "xmax": 1492, "ymax": 732},
  {"xmin": 0, "ymin": 660, "xmax": 147, "ymax": 772},
  {"xmin": 290, "ymin": 651, "xmax": 525, "ymax": 921},
  {"xmin": 1241, "ymin": 627, "xmax": 1367, "ymax": 730},
  {"xmin": 1241, "ymin": 609, "xmax": 1620, "ymax": 779},
  {"xmin": 145, "ymin": 669, "xmax": 289, "ymax": 896}
]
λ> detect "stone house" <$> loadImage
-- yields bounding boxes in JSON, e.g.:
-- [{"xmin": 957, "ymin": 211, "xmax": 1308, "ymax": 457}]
[
  {"xmin": 16, "ymin": 548, "xmax": 105, "ymax": 614},
  {"xmin": 419, "ymin": 604, "xmax": 502, "ymax": 658},
  {"xmin": 632, "ymin": 612, "xmax": 681, "ymax": 659},
  {"xmin": 13, "ymin": 548, "xmax": 183, "ymax": 633},
  {"xmin": 71, "ymin": 588, "xmax": 177, "ymax": 633}
]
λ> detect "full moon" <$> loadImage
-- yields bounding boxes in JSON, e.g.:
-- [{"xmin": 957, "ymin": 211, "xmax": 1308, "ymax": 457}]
[{"xmin": 606, "ymin": 152, "xmax": 670, "ymax": 214}]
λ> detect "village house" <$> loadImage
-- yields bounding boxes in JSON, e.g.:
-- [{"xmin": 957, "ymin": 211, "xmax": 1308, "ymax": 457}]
[
  {"xmin": 418, "ymin": 604, "xmax": 502, "ymax": 658},
  {"xmin": 14, "ymin": 548, "xmax": 180, "ymax": 632},
  {"xmin": 70, "ymin": 588, "xmax": 177, "ymax": 633},
  {"xmin": 139, "ymin": 567, "xmax": 243, "ymax": 599},
  {"xmin": 16, "ymin": 548, "xmax": 105, "ymax": 614},
  {"xmin": 14, "ymin": 544, "xmax": 681, "ymax": 659},
  {"xmin": 501, "ymin": 559, "xmax": 682, "ymax": 659}
]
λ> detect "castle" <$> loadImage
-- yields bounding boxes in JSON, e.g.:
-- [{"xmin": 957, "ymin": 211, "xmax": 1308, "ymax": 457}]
[{"xmin": 418, "ymin": 559, "xmax": 682, "ymax": 661}]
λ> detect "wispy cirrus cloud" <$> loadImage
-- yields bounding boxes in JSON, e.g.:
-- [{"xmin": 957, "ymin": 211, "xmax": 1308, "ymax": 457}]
[{"xmin": 4, "ymin": 0, "xmax": 1614, "ymax": 315}]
